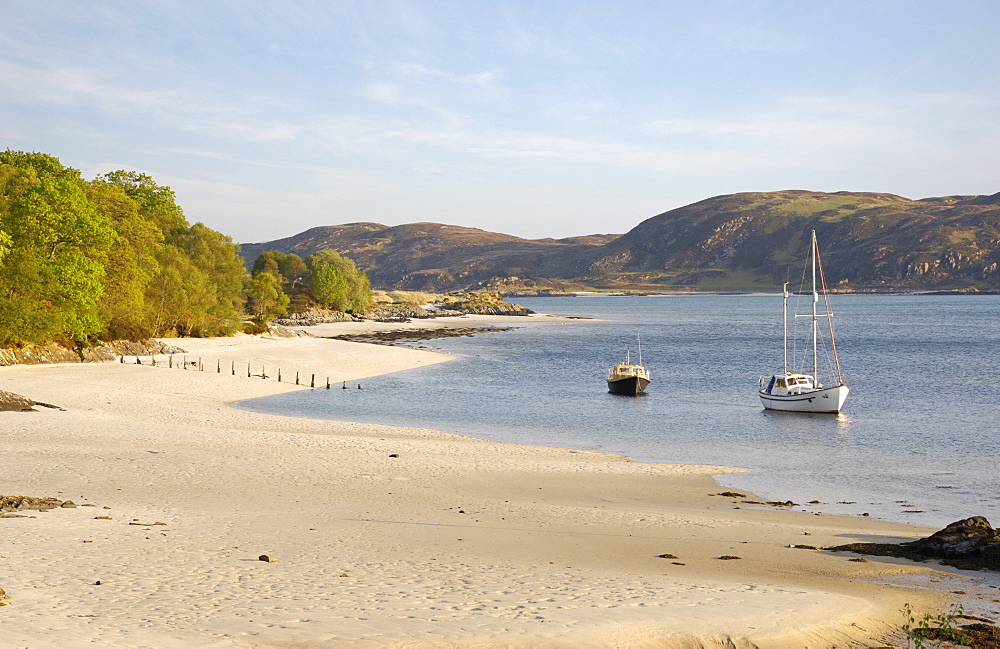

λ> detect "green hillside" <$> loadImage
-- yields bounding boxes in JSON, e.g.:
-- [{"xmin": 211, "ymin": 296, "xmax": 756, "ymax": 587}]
[{"xmin": 241, "ymin": 190, "xmax": 1000, "ymax": 292}]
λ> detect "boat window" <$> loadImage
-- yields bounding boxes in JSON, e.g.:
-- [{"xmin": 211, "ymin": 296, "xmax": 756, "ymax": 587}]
[{"xmin": 775, "ymin": 379, "xmax": 786, "ymax": 388}]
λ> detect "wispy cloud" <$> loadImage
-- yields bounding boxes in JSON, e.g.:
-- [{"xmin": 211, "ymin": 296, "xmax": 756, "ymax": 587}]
[
  {"xmin": 642, "ymin": 91, "xmax": 1000, "ymax": 168},
  {"xmin": 3, "ymin": 0, "xmax": 999, "ymax": 242},
  {"xmin": 387, "ymin": 62, "xmax": 500, "ymax": 89}
]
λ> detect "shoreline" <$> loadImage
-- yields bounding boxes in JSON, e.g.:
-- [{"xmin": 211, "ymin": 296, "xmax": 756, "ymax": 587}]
[{"xmin": 0, "ymin": 318, "xmax": 991, "ymax": 647}]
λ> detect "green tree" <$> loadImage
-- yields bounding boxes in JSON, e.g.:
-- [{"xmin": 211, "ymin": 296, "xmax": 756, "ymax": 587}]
[
  {"xmin": 244, "ymin": 271, "xmax": 289, "ymax": 323},
  {"xmin": 85, "ymin": 179, "xmax": 164, "ymax": 339},
  {"xmin": 0, "ymin": 229, "xmax": 10, "ymax": 265},
  {"xmin": 97, "ymin": 170, "xmax": 187, "ymax": 238},
  {"xmin": 0, "ymin": 164, "xmax": 13, "ymax": 264},
  {"xmin": 306, "ymin": 255, "xmax": 347, "ymax": 309},
  {"xmin": 0, "ymin": 151, "xmax": 114, "ymax": 345},
  {"xmin": 145, "ymin": 246, "xmax": 198, "ymax": 336},
  {"xmin": 169, "ymin": 223, "xmax": 244, "ymax": 336},
  {"xmin": 252, "ymin": 250, "xmax": 307, "ymax": 292},
  {"xmin": 305, "ymin": 249, "xmax": 371, "ymax": 313},
  {"xmin": 0, "ymin": 150, "xmax": 276, "ymax": 345},
  {"xmin": 98, "ymin": 171, "xmax": 244, "ymax": 337}
]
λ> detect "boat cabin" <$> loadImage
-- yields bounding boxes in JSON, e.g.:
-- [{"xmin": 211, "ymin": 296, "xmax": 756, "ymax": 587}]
[
  {"xmin": 608, "ymin": 364, "xmax": 649, "ymax": 381},
  {"xmin": 761, "ymin": 373, "xmax": 820, "ymax": 396}
]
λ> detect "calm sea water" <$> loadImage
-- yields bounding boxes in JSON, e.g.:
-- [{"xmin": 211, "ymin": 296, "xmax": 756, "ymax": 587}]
[{"xmin": 237, "ymin": 295, "xmax": 1000, "ymax": 529}]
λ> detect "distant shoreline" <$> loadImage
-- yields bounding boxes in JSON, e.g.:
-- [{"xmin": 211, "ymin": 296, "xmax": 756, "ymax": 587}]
[{"xmin": 511, "ymin": 289, "xmax": 1000, "ymax": 297}]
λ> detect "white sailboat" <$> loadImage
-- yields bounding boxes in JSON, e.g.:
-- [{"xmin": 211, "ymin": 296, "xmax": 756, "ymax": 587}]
[{"xmin": 758, "ymin": 230, "xmax": 849, "ymax": 414}]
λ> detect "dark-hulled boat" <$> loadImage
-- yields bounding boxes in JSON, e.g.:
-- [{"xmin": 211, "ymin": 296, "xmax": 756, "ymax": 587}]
[{"xmin": 606, "ymin": 345, "xmax": 650, "ymax": 395}]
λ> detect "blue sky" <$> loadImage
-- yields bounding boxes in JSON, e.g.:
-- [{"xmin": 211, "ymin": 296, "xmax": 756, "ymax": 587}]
[{"xmin": 3, "ymin": 1, "xmax": 999, "ymax": 244}]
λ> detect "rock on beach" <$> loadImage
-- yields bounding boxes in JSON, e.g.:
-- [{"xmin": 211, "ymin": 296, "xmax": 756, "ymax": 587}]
[
  {"xmin": 0, "ymin": 495, "xmax": 75, "ymax": 512},
  {"xmin": 0, "ymin": 390, "xmax": 35, "ymax": 412},
  {"xmin": 828, "ymin": 516, "xmax": 1000, "ymax": 571}
]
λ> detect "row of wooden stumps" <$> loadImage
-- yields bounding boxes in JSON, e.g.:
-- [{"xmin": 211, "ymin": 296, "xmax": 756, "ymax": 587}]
[{"xmin": 120, "ymin": 353, "xmax": 363, "ymax": 390}]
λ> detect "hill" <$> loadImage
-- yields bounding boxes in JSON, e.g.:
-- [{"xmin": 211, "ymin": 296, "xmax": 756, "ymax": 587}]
[
  {"xmin": 239, "ymin": 222, "xmax": 620, "ymax": 292},
  {"xmin": 239, "ymin": 190, "xmax": 1000, "ymax": 292}
]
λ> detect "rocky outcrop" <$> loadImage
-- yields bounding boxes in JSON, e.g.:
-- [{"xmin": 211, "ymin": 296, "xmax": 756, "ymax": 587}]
[
  {"xmin": 0, "ymin": 495, "xmax": 77, "ymax": 512},
  {"xmin": 0, "ymin": 340, "xmax": 182, "ymax": 366},
  {"xmin": 263, "ymin": 324, "xmax": 312, "ymax": 338},
  {"xmin": 368, "ymin": 302, "xmax": 533, "ymax": 320},
  {"xmin": 828, "ymin": 516, "xmax": 1000, "ymax": 571},
  {"xmin": 0, "ymin": 390, "xmax": 35, "ymax": 412},
  {"xmin": 366, "ymin": 306, "xmax": 462, "ymax": 322},
  {"xmin": 327, "ymin": 326, "xmax": 514, "ymax": 345},
  {"xmin": 437, "ymin": 291, "xmax": 535, "ymax": 316},
  {"xmin": 448, "ymin": 303, "xmax": 534, "ymax": 316},
  {"xmin": 0, "ymin": 390, "xmax": 65, "ymax": 412},
  {"xmin": 274, "ymin": 309, "xmax": 363, "ymax": 326},
  {"xmin": 278, "ymin": 301, "xmax": 531, "ymax": 326}
]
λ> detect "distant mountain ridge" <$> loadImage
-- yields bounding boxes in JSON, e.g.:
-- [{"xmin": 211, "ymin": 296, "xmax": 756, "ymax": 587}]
[{"xmin": 239, "ymin": 190, "xmax": 1000, "ymax": 292}]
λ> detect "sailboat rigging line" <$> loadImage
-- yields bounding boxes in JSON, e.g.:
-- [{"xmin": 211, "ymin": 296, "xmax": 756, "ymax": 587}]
[
  {"xmin": 814, "ymin": 240, "xmax": 844, "ymax": 385},
  {"xmin": 788, "ymin": 233, "xmax": 837, "ymax": 384}
]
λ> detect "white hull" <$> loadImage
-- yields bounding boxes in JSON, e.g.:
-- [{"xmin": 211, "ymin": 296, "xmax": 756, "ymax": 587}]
[{"xmin": 759, "ymin": 384, "xmax": 849, "ymax": 414}]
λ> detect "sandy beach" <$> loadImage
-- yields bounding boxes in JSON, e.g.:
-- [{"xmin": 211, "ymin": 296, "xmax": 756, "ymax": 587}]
[{"xmin": 0, "ymin": 315, "xmax": 986, "ymax": 648}]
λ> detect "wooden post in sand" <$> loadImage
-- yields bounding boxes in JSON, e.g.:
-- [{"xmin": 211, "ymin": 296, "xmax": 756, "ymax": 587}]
[
  {"xmin": 217, "ymin": 359, "xmax": 220, "ymax": 373},
  {"xmin": 199, "ymin": 357, "xmax": 203, "ymax": 371},
  {"xmin": 247, "ymin": 362, "xmax": 251, "ymax": 378},
  {"xmin": 278, "ymin": 369, "xmax": 282, "ymax": 382},
  {"xmin": 326, "ymin": 377, "xmax": 330, "ymax": 390},
  {"xmin": 262, "ymin": 366, "xmax": 267, "ymax": 379},
  {"xmin": 231, "ymin": 361, "xmax": 235, "ymax": 376},
  {"xmin": 183, "ymin": 356, "xmax": 187, "ymax": 369},
  {"xmin": 310, "ymin": 374, "xmax": 315, "ymax": 388},
  {"xmin": 295, "ymin": 372, "xmax": 300, "ymax": 385},
  {"xmin": 169, "ymin": 354, "xmax": 173, "ymax": 368}
]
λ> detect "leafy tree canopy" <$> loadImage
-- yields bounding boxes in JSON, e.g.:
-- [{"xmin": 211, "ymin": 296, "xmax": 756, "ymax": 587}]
[
  {"xmin": 97, "ymin": 170, "xmax": 188, "ymax": 237},
  {"xmin": 0, "ymin": 151, "xmax": 115, "ymax": 345},
  {"xmin": 0, "ymin": 149, "xmax": 375, "ymax": 347},
  {"xmin": 244, "ymin": 271, "xmax": 289, "ymax": 323},
  {"xmin": 305, "ymin": 249, "xmax": 371, "ymax": 313},
  {"xmin": 252, "ymin": 250, "xmax": 307, "ymax": 289},
  {"xmin": 0, "ymin": 149, "xmax": 248, "ymax": 346}
]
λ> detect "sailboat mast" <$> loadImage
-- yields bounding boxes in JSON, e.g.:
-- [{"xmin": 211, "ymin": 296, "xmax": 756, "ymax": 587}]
[
  {"xmin": 637, "ymin": 334, "xmax": 642, "ymax": 366},
  {"xmin": 782, "ymin": 282, "xmax": 788, "ymax": 375},
  {"xmin": 811, "ymin": 230, "xmax": 819, "ymax": 382},
  {"xmin": 815, "ymin": 242, "xmax": 844, "ymax": 386}
]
